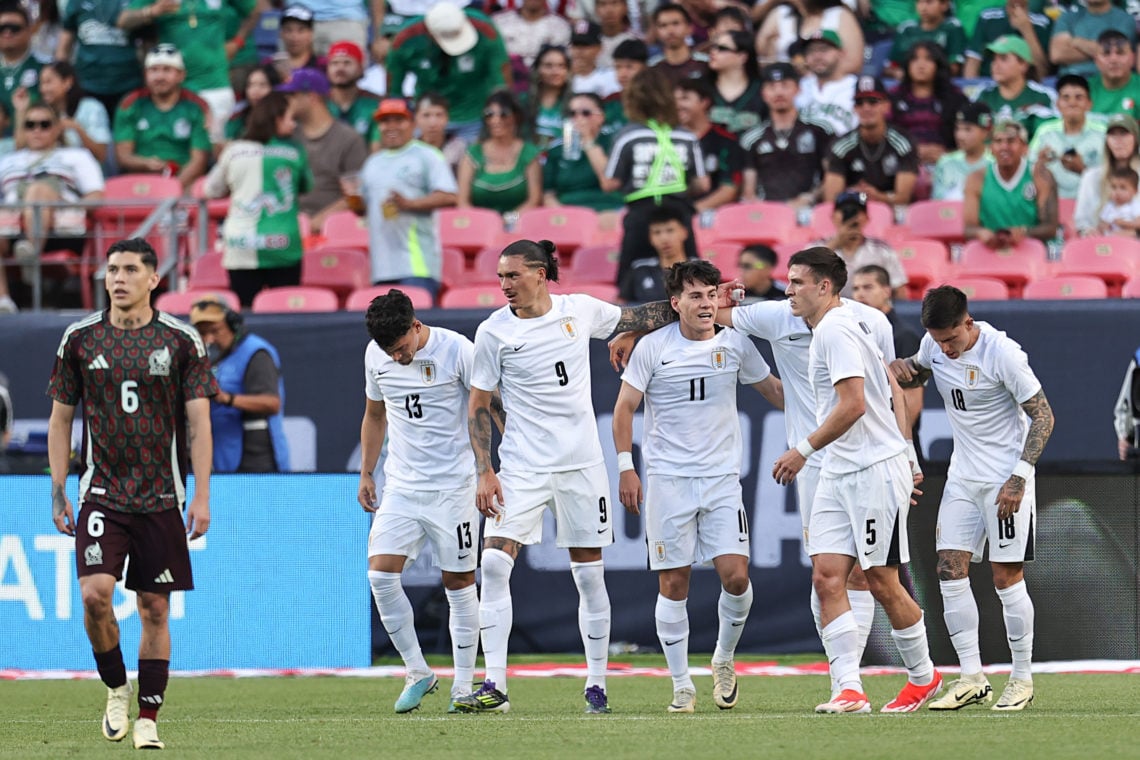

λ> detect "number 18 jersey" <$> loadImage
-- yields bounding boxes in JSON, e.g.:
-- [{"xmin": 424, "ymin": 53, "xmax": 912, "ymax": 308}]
[{"xmin": 472, "ymin": 294, "xmax": 621, "ymax": 473}]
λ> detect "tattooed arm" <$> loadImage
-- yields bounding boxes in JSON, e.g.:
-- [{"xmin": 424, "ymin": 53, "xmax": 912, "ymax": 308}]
[
  {"xmin": 468, "ymin": 387, "xmax": 503, "ymax": 517},
  {"xmin": 995, "ymin": 389, "xmax": 1055, "ymax": 520},
  {"xmin": 48, "ymin": 400, "xmax": 77, "ymax": 535},
  {"xmin": 612, "ymin": 301, "xmax": 680, "ymax": 334},
  {"xmin": 889, "ymin": 353, "xmax": 933, "ymax": 389},
  {"xmin": 490, "ymin": 389, "xmax": 507, "ymax": 434}
]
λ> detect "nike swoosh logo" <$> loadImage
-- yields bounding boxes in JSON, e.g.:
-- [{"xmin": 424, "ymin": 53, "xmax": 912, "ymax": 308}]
[
  {"xmin": 789, "ymin": 335, "xmax": 804, "ymax": 341},
  {"xmin": 376, "ymin": 370, "xmax": 391, "ymax": 376},
  {"xmin": 932, "ymin": 358, "xmax": 942, "ymax": 364},
  {"xmin": 664, "ymin": 639, "xmax": 683, "ymax": 646},
  {"xmin": 1009, "ymin": 634, "xmax": 1029, "ymax": 642},
  {"xmin": 998, "ymin": 542, "xmax": 1013, "ymax": 549},
  {"xmin": 863, "ymin": 550, "xmax": 874, "ymax": 556},
  {"xmin": 661, "ymin": 359, "xmax": 675, "ymax": 365},
  {"xmin": 457, "ymin": 644, "xmax": 475, "ymax": 649},
  {"xmin": 731, "ymin": 622, "xmax": 744, "ymax": 627},
  {"xmin": 587, "ymin": 634, "xmax": 606, "ymax": 640},
  {"xmin": 458, "ymin": 552, "xmax": 471, "ymax": 559},
  {"xmin": 597, "ymin": 528, "xmax": 608, "ymax": 533},
  {"xmin": 513, "ymin": 344, "xmax": 526, "ymax": 351},
  {"xmin": 479, "ymin": 625, "xmax": 496, "ymax": 631},
  {"xmin": 829, "ymin": 657, "xmax": 839, "ymax": 666},
  {"xmin": 738, "ymin": 537, "xmax": 748, "ymax": 542}
]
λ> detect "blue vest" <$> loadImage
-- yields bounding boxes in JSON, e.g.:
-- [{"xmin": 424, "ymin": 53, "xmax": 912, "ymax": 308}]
[{"xmin": 211, "ymin": 333, "xmax": 290, "ymax": 473}]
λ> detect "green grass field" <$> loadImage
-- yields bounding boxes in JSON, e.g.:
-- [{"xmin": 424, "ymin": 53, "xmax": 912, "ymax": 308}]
[{"xmin": 2, "ymin": 656, "xmax": 1136, "ymax": 759}]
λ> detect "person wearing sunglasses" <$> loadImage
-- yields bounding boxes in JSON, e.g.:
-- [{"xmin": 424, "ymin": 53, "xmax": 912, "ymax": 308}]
[
  {"xmin": 543, "ymin": 93, "xmax": 622, "ymax": 214},
  {"xmin": 0, "ymin": 3, "xmax": 41, "ymax": 136},
  {"xmin": 1089, "ymin": 29, "xmax": 1140, "ymax": 122},
  {"xmin": 0, "ymin": 102, "xmax": 104, "ymax": 311},
  {"xmin": 737, "ymin": 244, "xmax": 786, "ymax": 303},
  {"xmin": 457, "ymin": 90, "xmax": 541, "ymax": 219},
  {"xmin": 707, "ymin": 30, "xmax": 766, "ymax": 139}
]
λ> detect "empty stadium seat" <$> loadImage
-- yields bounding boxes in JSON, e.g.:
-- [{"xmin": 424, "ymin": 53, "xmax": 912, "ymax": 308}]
[
  {"xmin": 441, "ymin": 246, "xmax": 469, "ymax": 288},
  {"xmin": 937, "ymin": 276, "xmax": 1010, "ymax": 300},
  {"xmin": 709, "ymin": 202, "xmax": 797, "ymax": 246},
  {"xmin": 471, "ymin": 247, "xmax": 506, "ymax": 283},
  {"xmin": 700, "ymin": 241, "xmax": 743, "ymax": 268},
  {"xmin": 187, "ymin": 252, "xmax": 230, "ymax": 290},
  {"xmin": 320, "ymin": 211, "xmax": 369, "ymax": 249},
  {"xmin": 300, "ymin": 247, "xmax": 371, "ymax": 300},
  {"xmin": 1122, "ymin": 277, "xmax": 1140, "ymax": 298},
  {"xmin": 566, "ymin": 244, "xmax": 620, "ymax": 284},
  {"xmin": 344, "ymin": 285, "xmax": 434, "ymax": 311},
  {"xmin": 570, "ymin": 283, "xmax": 619, "ymax": 302},
  {"xmin": 155, "ymin": 289, "xmax": 241, "ymax": 314},
  {"xmin": 958, "ymin": 239, "xmax": 1048, "ymax": 297},
  {"xmin": 251, "ymin": 286, "xmax": 339, "ymax": 312},
  {"xmin": 439, "ymin": 207, "xmax": 504, "ymax": 253},
  {"xmin": 439, "ymin": 285, "xmax": 506, "ymax": 309},
  {"xmin": 515, "ymin": 206, "xmax": 597, "ymax": 253},
  {"xmin": 905, "ymin": 200, "xmax": 966, "ymax": 245},
  {"xmin": 1057, "ymin": 236, "xmax": 1140, "ymax": 296},
  {"xmin": 1023, "ymin": 275, "xmax": 1109, "ymax": 300}
]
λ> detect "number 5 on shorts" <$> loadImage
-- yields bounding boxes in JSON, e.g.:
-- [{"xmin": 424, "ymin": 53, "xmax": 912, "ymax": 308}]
[{"xmin": 865, "ymin": 518, "xmax": 876, "ymax": 546}]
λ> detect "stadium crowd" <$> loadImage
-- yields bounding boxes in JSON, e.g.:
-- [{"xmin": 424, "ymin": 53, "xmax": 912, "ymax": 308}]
[{"xmin": 4, "ymin": 0, "xmax": 1140, "ymax": 313}]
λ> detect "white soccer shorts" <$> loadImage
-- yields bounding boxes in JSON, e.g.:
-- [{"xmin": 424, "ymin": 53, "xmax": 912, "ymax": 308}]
[
  {"xmin": 809, "ymin": 452, "xmax": 911, "ymax": 569},
  {"xmin": 795, "ymin": 463, "xmax": 822, "ymax": 554},
  {"xmin": 368, "ymin": 477, "xmax": 479, "ymax": 573},
  {"xmin": 487, "ymin": 462, "xmax": 613, "ymax": 548},
  {"xmin": 936, "ymin": 475, "xmax": 1036, "ymax": 563},
  {"xmin": 644, "ymin": 473, "xmax": 749, "ymax": 571}
]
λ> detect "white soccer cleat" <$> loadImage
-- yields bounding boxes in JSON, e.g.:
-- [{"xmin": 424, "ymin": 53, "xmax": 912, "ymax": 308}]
[
  {"xmin": 928, "ymin": 674, "xmax": 993, "ymax": 710},
  {"xmin": 132, "ymin": 717, "xmax": 165, "ymax": 750},
  {"xmin": 667, "ymin": 687, "xmax": 696, "ymax": 713},
  {"xmin": 102, "ymin": 682, "xmax": 132, "ymax": 742},
  {"xmin": 815, "ymin": 688, "xmax": 871, "ymax": 714},
  {"xmin": 992, "ymin": 678, "xmax": 1034, "ymax": 711},
  {"xmin": 711, "ymin": 659, "xmax": 738, "ymax": 709}
]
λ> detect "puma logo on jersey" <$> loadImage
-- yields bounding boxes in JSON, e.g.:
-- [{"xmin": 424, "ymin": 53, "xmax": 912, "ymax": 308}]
[{"xmin": 87, "ymin": 355, "xmax": 110, "ymax": 370}]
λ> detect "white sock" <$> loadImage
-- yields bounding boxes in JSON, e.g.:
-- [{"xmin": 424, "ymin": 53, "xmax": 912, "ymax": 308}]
[
  {"xmin": 712, "ymin": 582, "xmax": 752, "ymax": 664},
  {"xmin": 848, "ymin": 588, "xmax": 875, "ymax": 661},
  {"xmin": 368, "ymin": 570, "xmax": 429, "ymax": 676},
  {"xmin": 939, "ymin": 578, "xmax": 983, "ymax": 676},
  {"xmin": 890, "ymin": 615, "xmax": 935, "ymax": 686},
  {"xmin": 810, "ymin": 587, "xmax": 838, "ymax": 695},
  {"xmin": 821, "ymin": 611, "xmax": 862, "ymax": 693},
  {"xmin": 996, "ymin": 580, "xmax": 1035, "ymax": 681},
  {"xmin": 570, "ymin": 560, "xmax": 611, "ymax": 690},
  {"xmin": 478, "ymin": 549, "xmax": 515, "ymax": 692},
  {"xmin": 445, "ymin": 584, "xmax": 479, "ymax": 695},
  {"xmin": 655, "ymin": 594, "xmax": 693, "ymax": 691}
]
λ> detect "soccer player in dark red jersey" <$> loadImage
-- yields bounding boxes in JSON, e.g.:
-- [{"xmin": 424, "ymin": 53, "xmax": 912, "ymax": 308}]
[{"xmin": 47, "ymin": 238, "xmax": 216, "ymax": 750}]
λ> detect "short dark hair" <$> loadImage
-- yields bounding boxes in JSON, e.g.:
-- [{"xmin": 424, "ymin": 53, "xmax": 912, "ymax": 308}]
[
  {"xmin": 674, "ymin": 76, "xmax": 716, "ymax": 106},
  {"xmin": 242, "ymin": 91, "xmax": 291, "ymax": 143},
  {"xmin": 107, "ymin": 238, "xmax": 159, "ymax": 269},
  {"xmin": 1055, "ymin": 73, "xmax": 1091, "ymax": 96},
  {"xmin": 415, "ymin": 91, "xmax": 450, "ymax": 112},
  {"xmin": 365, "ymin": 289, "xmax": 417, "ymax": 349},
  {"xmin": 741, "ymin": 244, "xmax": 777, "ymax": 267},
  {"xmin": 1109, "ymin": 165, "xmax": 1139, "ymax": 188},
  {"xmin": 501, "ymin": 238, "xmax": 560, "ymax": 282},
  {"xmin": 612, "ymin": 38, "xmax": 649, "ymax": 62},
  {"xmin": 647, "ymin": 204, "xmax": 687, "ymax": 227},
  {"xmin": 788, "ymin": 246, "xmax": 846, "ymax": 294},
  {"xmin": 653, "ymin": 2, "xmax": 691, "ymax": 25},
  {"xmin": 0, "ymin": 2, "xmax": 30, "ymax": 24},
  {"xmin": 921, "ymin": 285, "xmax": 969, "ymax": 330},
  {"xmin": 713, "ymin": 6, "xmax": 751, "ymax": 32},
  {"xmin": 854, "ymin": 264, "xmax": 890, "ymax": 288},
  {"xmin": 665, "ymin": 259, "xmax": 721, "ymax": 298}
]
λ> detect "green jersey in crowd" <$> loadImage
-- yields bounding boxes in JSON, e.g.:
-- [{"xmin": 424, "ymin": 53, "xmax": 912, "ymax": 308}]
[
  {"xmin": 128, "ymin": 0, "xmax": 256, "ymax": 91},
  {"xmin": 0, "ymin": 53, "xmax": 40, "ymax": 134},
  {"xmin": 1027, "ymin": 118, "xmax": 1106, "ymax": 199},
  {"xmin": 62, "ymin": 0, "xmax": 143, "ymax": 97},
  {"xmin": 932, "ymin": 149, "xmax": 993, "ymax": 201},
  {"xmin": 979, "ymin": 160, "xmax": 1040, "ymax": 231},
  {"xmin": 543, "ymin": 133, "xmax": 623, "ymax": 212},
  {"xmin": 328, "ymin": 93, "xmax": 381, "ymax": 146},
  {"xmin": 1090, "ymin": 73, "xmax": 1140, "ymax": 122},
  {"xmin": 889, "ymin": 17, "xmax": 967, "ymax": 67},
  {"xmin": 113, "ymin": 89, "xmax": 212, "ymax": 167},
  {"xmin": 975, "ymin": 81, "xmax": 1057, "ymax": 139}
]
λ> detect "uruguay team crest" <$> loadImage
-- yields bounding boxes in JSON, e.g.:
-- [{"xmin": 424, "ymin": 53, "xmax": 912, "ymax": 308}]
[
  {"xmin": 653, "ymin": 541, "xmax": 666, "ymax": 563},
  {"xmin": 711, "ymin": 348, "xmax": 727, "ymax": 370},
  {"xmin": 964, "ymin": 365, "xmax": 980, "ymax": 388},
  {"xmin": 148, "ymin": 346, "xmax": 171, "ymax": 376},
  {"xmin": 420, "ymin": 361, "xmax": 436, "ymax": 384},
  {"xmin": 560, "ymin": 317, "xmax": 578, "ymax": 339}
]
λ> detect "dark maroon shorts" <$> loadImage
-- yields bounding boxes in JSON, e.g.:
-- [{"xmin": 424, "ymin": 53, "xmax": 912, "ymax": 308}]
[{"xmin": 75, "ymin": 505, "xmax": 194, "ymax": 592}]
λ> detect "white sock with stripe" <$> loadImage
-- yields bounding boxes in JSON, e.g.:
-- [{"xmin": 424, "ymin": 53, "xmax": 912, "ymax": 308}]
[
  {"xmin": 996, "ymin": 580, "xmax": 1035, "ymax": 681},
  {"xmin": 655, "ymin": 594, "xmax": 693, "ymax": 692},
  {"xmin": 570, "ymin": 560, "xmax": 611, "ymax": 690},
  {"xmin": 940, "ymin": 578, "xmax": 983, "ymax": 676},
  {"xmin": 368, "ymin": 570, "xmax": 430, "ymax": 677}
]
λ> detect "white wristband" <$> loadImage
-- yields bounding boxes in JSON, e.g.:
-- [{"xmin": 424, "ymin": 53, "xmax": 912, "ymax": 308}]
[
  {"xmin": 1012, "ymin": 459, "xmax": 1033, "ymax": 481},
  {"xmin": 795, "ymin": 439, "xmax": 816, "ymax": 458},
  {"xmin": 617, "ymin": 451, "xmax": 635, "ymax": 472}
]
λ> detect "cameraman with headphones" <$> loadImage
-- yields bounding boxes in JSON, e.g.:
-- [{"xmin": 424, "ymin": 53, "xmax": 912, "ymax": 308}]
[{"xmin": 189, "ymin": 296, "xmax": 290, "ymax": 473}]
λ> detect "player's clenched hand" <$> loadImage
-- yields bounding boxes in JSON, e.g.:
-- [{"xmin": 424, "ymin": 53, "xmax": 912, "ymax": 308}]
[
  {"xmin": 358, "ymin": 473, "xmax": 378, "ymax": 512},
  {"xmin": 716, "ymin": 279, "xmax": 744, "ymax": 308},
  {"xmin": 618, "ymin": 470, "xmax": 642, "ymax": 515},
  {"xmin": 185, "ymin": 495, "xmax": 210, "ymax": 540},
  {"xmin": 52, "ymin": 489, "xmax": 75, "ymax": 536},
  {"xmin": 994, "ymin": 475, "xmax": 1025, "ymax": 521},
  {"xmin": 608, "ymin": 331, "xmax": 639, "ymax": 372},
  {"xmin": 889, "ymin": 358, "xmax": 916, "ymax": 383},
  {"xmin": 476, "ymin": 471, "xmax": 503, "ymax": 517},
  {"xmin": 772, "ymin": 449, "xmax": 805, "ymax": 486}
]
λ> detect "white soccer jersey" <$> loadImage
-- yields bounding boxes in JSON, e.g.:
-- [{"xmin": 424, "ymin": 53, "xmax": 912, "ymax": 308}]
[
  {"xmin": 730, "ymin": 299, "xmax": 895, "ymax": 466},
  {"xmin": 916, "ymin": 321, "xmax": 1041, "ymax": 483},
  {"xmin": 810, "ymin": 305, "xmax": 906, "ymax": 473},
  {"xmin": 472, "ymin": 294, "xmax": 622, "ymax": 472},
  {"xmin": 364, "ymin": 326, "xmax": 476, "ymax": 490},
  {"xmin": 622, "ymin": 323, "xmax": 770, "ymax": 476}
]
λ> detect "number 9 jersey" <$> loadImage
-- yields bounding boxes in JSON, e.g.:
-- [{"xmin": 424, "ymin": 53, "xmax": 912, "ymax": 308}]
[{"xmin": 471, "ymin": 294, "xmax": 621, "ymax": 473}]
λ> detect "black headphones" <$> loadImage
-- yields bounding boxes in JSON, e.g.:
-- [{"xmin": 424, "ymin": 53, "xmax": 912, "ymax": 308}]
[{"xmin": 193, "ymin": 299, "xmax": 243, "ymax": 335}]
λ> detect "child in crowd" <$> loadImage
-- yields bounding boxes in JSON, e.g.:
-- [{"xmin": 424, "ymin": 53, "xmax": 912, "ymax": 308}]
[{"xmin": 1097, "ymin": 166, "xmax": 1140, "ymax": 237}]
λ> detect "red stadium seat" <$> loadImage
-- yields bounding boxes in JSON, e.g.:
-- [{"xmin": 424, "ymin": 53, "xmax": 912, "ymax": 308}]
[
  {"xmin": 439, "ymin": 207, "xmax": 504, "ymax": 254},
  {"xmin": 93, "ymin": 174, "xmax": 184, "ymax": 265},
  {"xmin": 187, "ymin": 252, "xmax": 230, "ymax": 290},
  {"xmin": 1023, "ymin": 275, "xmax": 1108, "ymax": 300},
  {"xmin": 439, "ymin": 284, "xmax": 506, "ymax": 309},
  {"xmin": 567, "ymin": 244, "xmax": 620, "ymax": 284},
  {"xmin": 345, "ymin": 285, "xmax": 434, "ymax": 311},
  {"xmin": 570, "ymin": 283, "xmax": 619, "ymax": 302},
  {"xmin": 905, "ymin": 200, "xmax": 966, "ymax": 245},
  {"xmin": 300, "ymin": 246, "xmax": 371, "ymax": 300},
  {"xmin": 441, "ymin": 246, "xmax": 469, "ymax": 288},
  {"xmin": 937, "ymin": 276, "xmax": 1010, "ymax": 300},
  {"xmin": 1056, "ymin": 236, "xmax": 1140, "ymax": 296},
  {"xmin": 700, "ymin": 241, "xmax": 743, "ymax": 268},
  {"xmin": 810, "ymin": 200, "xmax": 893, "ymax": 239},
  {"xmin": 470, "ymin": 247, "xmax": 506, "ymax": 283},
  {"xmin": 1123, "ymin": 277, "xmax": 1140, "ymax": 298},
  {"xmin": 958, "ymin": 239, "xmax": 1048, "ymax": 297},
  {"xmin": 1058, "ymin": 197, "xmax": 1076, "ymax": 237},
  {"xmin": 894, "ymin": 239, "xmax": 950, "ymax": 298},
  {"xmin": 709, "ymin": 202, "xmax": 797, "ymax": 245},
  {"xmin": 155, "ymin": 289, "xmax": 241, "ymax": 315},
  {"xmin": 251, "ymin": 286, "xmax": 339, "ymax": 313},
  {"xmin": 515, "ymin": 206, "xmax": 597, "ymax": 254},
  {"xmin": 320, "ymin": 211, "xmax": 369, "ymax": 250}
]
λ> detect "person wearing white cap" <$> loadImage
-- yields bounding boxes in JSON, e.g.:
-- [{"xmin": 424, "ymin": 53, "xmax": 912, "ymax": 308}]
[
  {"xmin": 112, "ymin": 44, "xmax": 210, "ymax": 190},
  {"xmin": 386, "ymin": 2, "xmax": 512, "ymax": 141}
]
